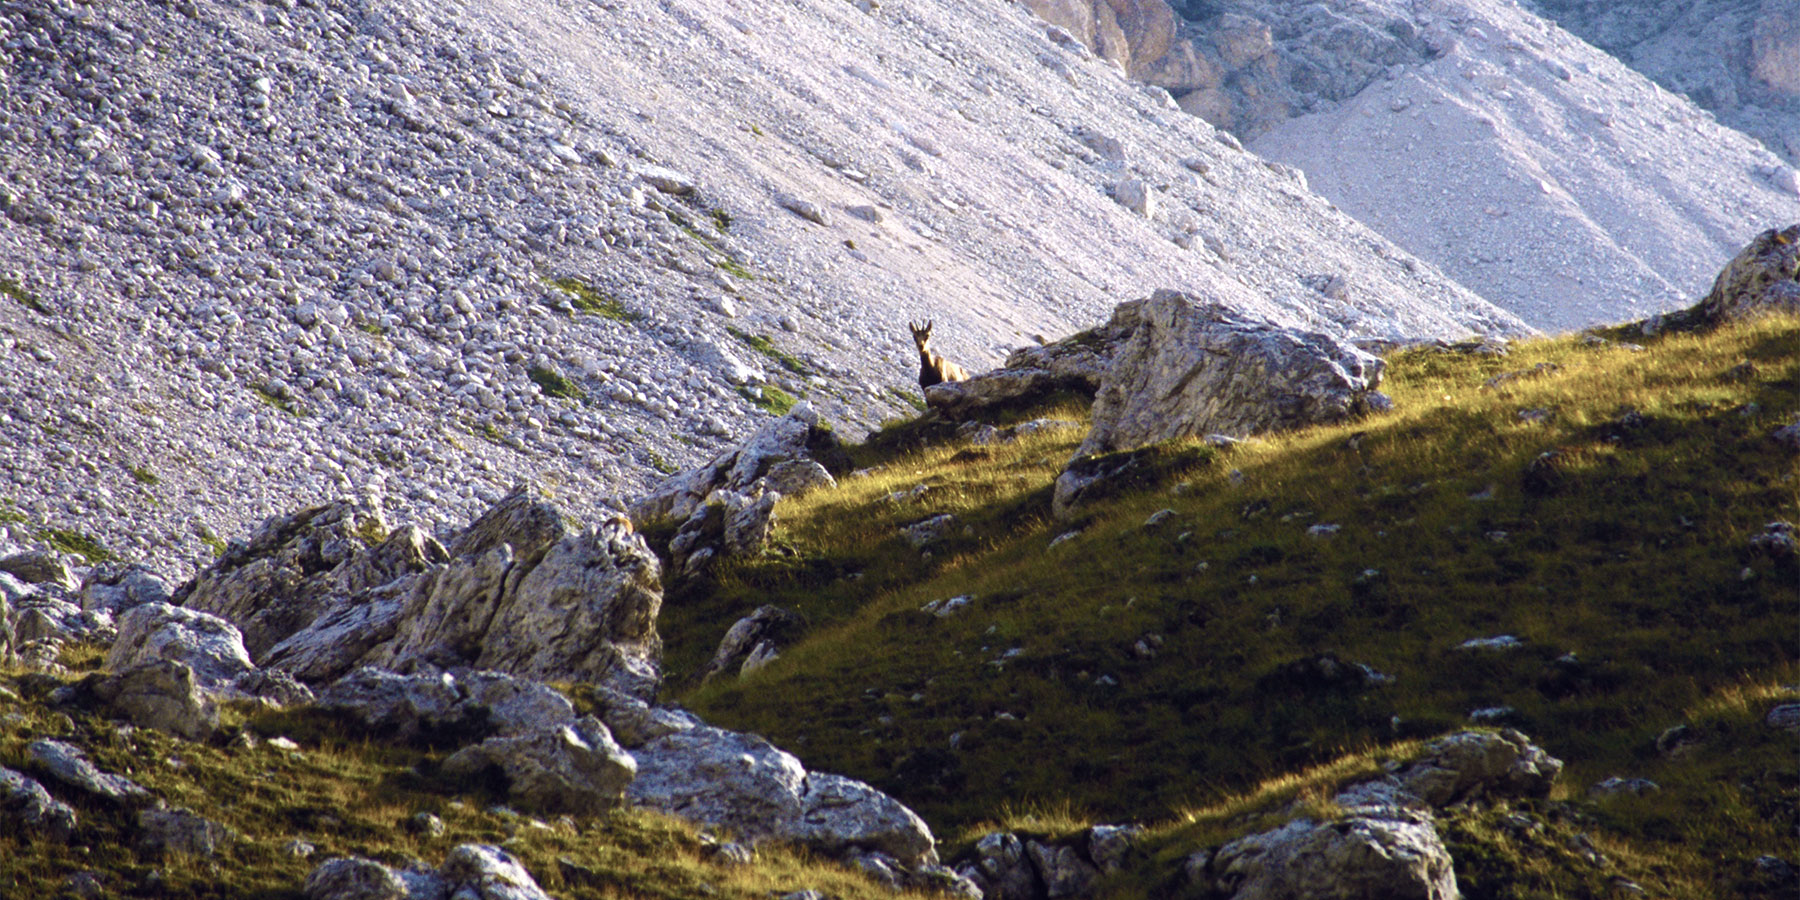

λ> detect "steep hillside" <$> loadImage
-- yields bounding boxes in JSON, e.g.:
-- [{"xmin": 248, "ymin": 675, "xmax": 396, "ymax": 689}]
[
  {"xmin": 668, "ymin": 310, "xmax": 1799, "ymax": 895},
  {"xmin": 0, "ymin": 0, "xmax": 1517, "ymax": 582}
]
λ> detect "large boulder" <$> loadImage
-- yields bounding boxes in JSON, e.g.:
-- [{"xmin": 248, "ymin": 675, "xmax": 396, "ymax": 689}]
[
  {"xmin": 306, "ymin": 845, "xmax": 552, "ymax": 900},
  {"xmin": 1388, "ymin": 729, "xmax": 1562, "ymax": 807},
  {"xmin": 629, "ymin": 403, "xmax": 846, "ymax": 528},
  {"xmin": 628, "ymin": 725, "xmax": 936, "ymax": 866},
  {"xmin": 439, "ymin": 844, "xmax": 554, "ymax": 900},
  {"xmin": 315, "ymin": 667, "xmax": 466, "ymax": 740},
  {"xmin": 441, "ymin": 717, "xmax": 636, "ymax": 815},
  {"xmin": 700, "ymin": 605, "xmax": 805, "ymax": 682},
  {"xmin": 28, "ymin": 740, "xmax": 154, "ymax": 808},
  {"xmin": 106, "ymin": 603, "xmax": 254, "ymax": 690},
  {"xmin": 1056, "ymin": 291, "xmax": 1386, "ymax": 516},
  {"xmin": 1695, "ymin": 223, "xmax": 1800, "ymax": 323},
  {"xmin": 666, "ymin": 488, "xmax": 780, "ymax": 581},
  {"xmin": 92, "ymin": 659, "xmax": 220, "ymax": 740},
  {"xmin": 79, "ymin": 564, "xmax": 173, "ymax": 615},
  {"xmin": 1205, "ymin": 807, "xmax": 1458, "ymax": 900},
  {"xmin": 0, "ymin": 550, "xmax": 77, "ymax": 591}
]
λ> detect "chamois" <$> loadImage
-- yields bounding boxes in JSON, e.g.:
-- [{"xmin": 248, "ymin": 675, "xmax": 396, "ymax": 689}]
[{"xmin": 909, "ymin": 320, "xmax": 970, "ymax": 389}]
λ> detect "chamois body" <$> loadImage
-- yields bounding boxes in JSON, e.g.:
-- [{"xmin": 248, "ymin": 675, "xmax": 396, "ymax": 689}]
[{"xmin": 910, "ymin": 320, "xmax": 969, "ymax": 389}]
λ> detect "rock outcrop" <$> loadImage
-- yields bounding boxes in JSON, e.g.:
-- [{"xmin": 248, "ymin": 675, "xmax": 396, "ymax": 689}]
[
  {"xmin": 178, "ymin": 487, "xmax": 663, "ymax": 697},
  {"xmin": 106, "ymin": 603, "xmax": 254, "ymax": 690},
  {"xmin": 1694, "ymin": 223, "xmax": 1800, "ymax": 323},
  {"xmin": 1054, "ymin": 291, "xmax": 1386, "ymax": 516},
  {"xmin": 627, "ymin": 724, "xmax": 937, "ymax": 867},
  {"xmin": 0, "ymin": 767, "xmax": 78, "ymax": 844},
  {"xmin": 306, "ymin": 844, "xmax": 553, "ymax": 900},
  {"xmin": 1207, "ymin": 807, "xmax": 1458, "ymax": 900},
  {"xmin": 441, "ymin": 717, "xmax": 636, "ymax": 815},
  {"xmin": 91, "ymin": 659, "xmax": 220, "ymax": 741},
  {"xmin": 924, "ymin": 313, "xmax": 1135, "ymax": 421},
  {"xmin": 629, "ymin": 404, "xmax": 845, "ymax": 528}
]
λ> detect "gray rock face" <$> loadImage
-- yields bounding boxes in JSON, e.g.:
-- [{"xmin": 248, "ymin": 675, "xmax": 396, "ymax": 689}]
[
  {"xmin": 304, "ymin": 857, "xmax": 410, "ymax": 900},
  {"xmin": 667, "ymin": 489, "xmax": 780, "ymax": 581},
  {"xmin": 1387, "ymin": 729, "xmax": 1563, "ymax": 807},
  {"xmin": 630, "ymin": 404, "xmax": 844, "ymax": 527},
  {"xmin": 106, "ymin": 602, "xmax": 254, "ymax": 690},
  {"xmin": 28, "ymin": 740, "xmax": 154, "ymax": 808},
  {"xmin": 1207, "ymin": 807, "xmax": 1458, "ymax": 900},
  {"xmin": 93, "ymin": 660, "xmax": 219, "ymax": 741},
  {"xmin": 441, "ymin": 717, "xmax": 636, "ymax": 815},
  {"xmin": 0, "ymin": 766, "xmax": 78, "ymax": 843},
  {"xmin": 963, "ymin": 832, "xmax": 1043, "ymax": 900},
  {"xmin": 1027, "ymin": 841, "xmax": 1101, "ymax": 898},
  {"xmin": 79, "ymin": 565, "xmax": 173, "ymax": 616},
  {"xmin": 1076, "ymin": 290, "xmax": 1386, "ymax": 456},
  {"xmin": 317, "ymin": 668, "xmax": 465, "ymax": 740},
  {"xmin": 184, "ymin": 489, "xmax": 662, "ymax": 697},
  {"xmin": 1696, "ymin": 224, "xmax": 1800, "ymax": 324},
  {"xmin": 628, "ymin": 725, "xmax": 936, "ymax": 866}
]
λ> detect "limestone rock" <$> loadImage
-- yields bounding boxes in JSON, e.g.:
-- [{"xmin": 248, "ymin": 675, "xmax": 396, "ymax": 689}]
[
  {"xmin": 1207, "ymin": 807, "xmax": 1458, "ymax": 900},
  {"xmin": 106, "ymin": 602, "xmax": 254, "ymax": 690},
  {"xmin": 628, "ymin": 725, "xmax": 936, "ymax": 865},
  {"xmin": 582, "ymin": 686, "xmax": 701, "ymax": 748},
  {"xmin": 1027, "ymin": 840, "xmax": 1101, "ymax": 898},
  {"xmin": 440, "ymin": 844, "xmax": 554, "ymax": 900},
  {"xmin": 0, "ymin": 550, "xmax": 77, "ymax": 591},
  {"xmin": 261, "ymin": 590, "xmax": 409, "ymax": 684},
  {"xmin": 28, "ymin": 740, "xmax": 154, "ymax": 807},
  {"xmin": 317, "ymin": 667, "xmax": 465, "ymax": 740},
  {"xmin": 0, "ymin": 766, "xmax": 78, "ymax": 843},
  {"xmin": 458, "ymin": 670, "xmax": 580, "ymax": 736},
  {"xmin": 1695, "ymin": 224, "xmax": 1800, "ymax": 324},
  {"xmin": 701, "ymin": 605, "xmax": 804, "ymax": 682},
  {"xmin": 1076, "ymin": 290, "xmax": 1385, "ymax": 456},
  {"xmin": 304, "ymin": 857, "xmax": 410, "ymax": 900},
  {"xmin": 925, "ymin": 311, "xmax": 1133, "ymax": 421},
  {"xmin": 442, "ymin": 716, "xmax": 636, "ymax": 815},
  {"xmin": 93, "ymin": 659, "xmax": 219, "ymax": 741},
  {"xmin": 468, "ymin": 518, "xmax": 662, "ymax": 693},
  {"xmin": 668, "ymin": 489, "xmax": 779, "ymax": 580},
  {"xmin": 79, "ymin": 564, "xmax": 173, "ymax": 615},
  {"xmin": 1345, "ymin": 729, "xmax": 1562, "ymax": 810},
  {"xmin": 964, "ymin": 832, "xmax": 1042, "ymax": 900},
  {"xmin": 630, "ymin": 403, "xmax": 844, "ymax": 527}
]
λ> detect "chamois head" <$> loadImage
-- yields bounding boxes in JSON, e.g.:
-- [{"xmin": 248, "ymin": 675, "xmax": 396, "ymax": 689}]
[{"xmin": 909, "ymin": 320, "xmax": 934, "ymax": 351}]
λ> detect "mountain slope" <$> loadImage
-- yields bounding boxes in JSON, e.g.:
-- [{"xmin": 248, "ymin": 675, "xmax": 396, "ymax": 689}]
[
  {"xmin": 0, "ymin": 0, "xmax": 1518, "ymax": 581},
  {"xmin": 666, "ymin": 310, "xmax": 1799, "ymax": 893}
]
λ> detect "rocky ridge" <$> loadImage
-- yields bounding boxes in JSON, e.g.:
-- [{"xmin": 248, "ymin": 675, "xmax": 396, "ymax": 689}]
[{"xmin": 0, "ymin": 0, "xmax": 1520, "ymax": 582}]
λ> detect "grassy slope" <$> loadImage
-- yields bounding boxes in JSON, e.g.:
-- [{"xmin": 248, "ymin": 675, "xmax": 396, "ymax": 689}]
[
  {"xmin": 0, "ymin": 649, "xmax": 926, "ymax": 900},
  {"xmin": 670, "ymin": 315, "xmax": 1800, "ymax": 897}
]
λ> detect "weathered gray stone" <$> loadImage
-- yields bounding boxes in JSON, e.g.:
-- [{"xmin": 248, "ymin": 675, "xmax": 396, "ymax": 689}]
[
  {"xmin": 668, "ymin": 489, "xmax": 778, "ymax": 580},
  {"xmin": 1391, "ymin": 729, "xmax": 1562, "ymax": 807},
  {"xmin": 583, "ymin": 685, "xmax": 701, "ymax": 748},
  {"xmin": 1088, "ymin": 824, "xmax": 1144, "ymax": 873},
  {"xmin": 28, "ymin": 740, "xmax": 154, "ymax": 807},
  {"xmin": 1027, "ymin": 840, "xmax": 1100, "ymax": 898},
  {"xmin": 79, "ymin": 564, "xmax": 173, "ymax": 615},
  {"xmin": 440, "ymin": 844, "xmax": 553, "ymax": 900},
  {"xmin": 630, "ymin": 403, "xmax": 842, "ymax": 527},
  {"xmin": 966, "ymin": 832, "xmax": 1041, "ymax": 900},
  {"xmin": 0, "ymin": 550, "xmax": 77, "ymax": 591},
  {"xmin": 0, "ymin": 766, "xmax": 78, "ymax": 843},
  {"xmin": 458, "ymin": 670, "xmax": 579, "ymax": 736},
  {"xmin": 304, "ymin": 857, "xmax": 409, "ymax": 900},
  {"xmin": 317, "ymin": 667, "xmax": 464, "ymax": 739},
  {"xmin": 441, "ymin": 717, "xmax": 635, "ymax": 815},
  {"xmin": 1073, "ymin": 290, "xmax": 1385, "ymax": 457},
  {"xmin": 177, "ymin": 501, "xmax": 396, "ymax": 659},
  {"xmin": 1208, "ymin": 807, "xmax": 1458, "ymax": 900},
  {"xmin": 136, "ymin": 806, "xmax": 233, "ymax": 856},
  {"xmin": 1696, "ymin": 224, "xmax": 1800, "ymax": 323},
  {"xmin": 106, "ymin": 602, "xmax": 254, "ymax": 690},
  {"xmin": 93, "ymin": 659, "xmax": 220, "ymax": 740},
  {"xmin": 628, "ymin": 725, "xmax": 935, "ymax": 865}
]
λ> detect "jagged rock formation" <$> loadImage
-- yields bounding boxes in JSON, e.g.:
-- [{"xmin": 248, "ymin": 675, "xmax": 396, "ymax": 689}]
[
  {"xmin": 1052, "ymin": 290, "xmax": 1387, "ymax": 516},
  {"xmin": 0, "ymin": 0, "xmax": 1525, "ymax": 583},
  {"xmin": 176, "ymin": 486, "xmax": 664, "ymax": 696},
  {"xmin": 1640, "ymin": 223, "xmax": 1800, "ymax": 332},
  {"xmin": 306, "ymin": 844, "xmax": 554, "ymax": 900}
]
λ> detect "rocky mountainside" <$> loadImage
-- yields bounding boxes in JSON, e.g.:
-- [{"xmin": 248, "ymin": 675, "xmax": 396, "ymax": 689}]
[
  {"xmin": 0, "ymin": 0, "xmax": 1520, "ymax": 581},
  {"xmin": 1523, "ymin": 0, "xmax": 1800, "ymax": 164},
  {"xmin": 1021, "ymin": 0, "xmax": 1800, "ymax": 330}
]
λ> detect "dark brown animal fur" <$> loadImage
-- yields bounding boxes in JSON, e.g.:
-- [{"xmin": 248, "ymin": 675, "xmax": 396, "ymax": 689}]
[{"xmin": 909, "ymin": 320, "xmax": 970, "ymax": 388}]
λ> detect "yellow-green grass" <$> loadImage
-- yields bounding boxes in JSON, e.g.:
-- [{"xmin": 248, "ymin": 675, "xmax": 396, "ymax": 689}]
[
  {"xmin": 0, "ymin": 652, "xmax": 932, "ymax": 900},
  {"xmin": 667, "ymin": 315, "xmax": 1798, "ymax": 893}
]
